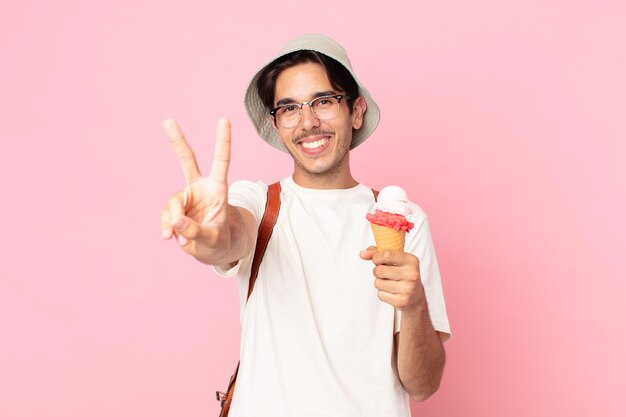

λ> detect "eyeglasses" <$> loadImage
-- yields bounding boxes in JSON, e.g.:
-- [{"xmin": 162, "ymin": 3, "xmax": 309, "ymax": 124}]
[{"xmin": 270, "ymin": 95, "xmax": 348, "ymax": 129}]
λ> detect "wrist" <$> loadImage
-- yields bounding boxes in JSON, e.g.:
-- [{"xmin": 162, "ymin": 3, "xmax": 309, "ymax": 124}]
[{"xmin": 400, "ymin": 301, "xmax": 428, "ymax": 319}]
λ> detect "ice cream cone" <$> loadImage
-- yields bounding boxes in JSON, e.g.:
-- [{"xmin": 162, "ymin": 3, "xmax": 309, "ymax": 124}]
[{"xmin": 370, "ymin": 223, "xmax": 406, "ymax": 251}]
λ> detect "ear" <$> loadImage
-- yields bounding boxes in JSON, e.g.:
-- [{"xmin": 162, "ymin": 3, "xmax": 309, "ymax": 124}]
[
  {"xmin": 351, "ymin": 96, "xmax": 367, "ymax": 130},
  {"xmin": 269, "ymin": 115, "xmax": 279, "ymax": 132}
]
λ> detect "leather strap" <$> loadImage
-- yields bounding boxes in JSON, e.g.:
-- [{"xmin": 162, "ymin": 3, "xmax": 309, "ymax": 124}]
[
  {"xmin": 218, "ymin": 181, "xmax": 281, "ymax": 417},
  {"xmin": 247, "ymin": 182, "xmax": 282, "ymax": 300}
]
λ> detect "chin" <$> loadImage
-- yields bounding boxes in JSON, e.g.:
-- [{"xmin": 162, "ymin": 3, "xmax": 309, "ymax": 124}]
[{"xmin": 298, "ymin": 156, "xmax": 346, "ymax": 177}]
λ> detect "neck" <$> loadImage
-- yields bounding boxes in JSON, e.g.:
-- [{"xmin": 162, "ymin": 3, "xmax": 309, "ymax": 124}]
[
  {"xmin": 292, "ymin": 171, "xmax": 358, "ymax": 189},
  {"xmin": 292, "ymin": 155, "xmax": 358, "ymax": 190}
]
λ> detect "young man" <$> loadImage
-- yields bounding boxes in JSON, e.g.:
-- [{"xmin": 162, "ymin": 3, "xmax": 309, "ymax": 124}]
[{"xmin": 161, "ymin": 34, "xmax": 450, "ymax": 417}]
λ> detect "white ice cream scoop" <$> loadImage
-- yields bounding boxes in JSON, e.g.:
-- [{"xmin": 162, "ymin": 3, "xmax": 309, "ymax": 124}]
[{"xmin": 373, "ymin": 185, "xmax": 413, "ymax": 216}]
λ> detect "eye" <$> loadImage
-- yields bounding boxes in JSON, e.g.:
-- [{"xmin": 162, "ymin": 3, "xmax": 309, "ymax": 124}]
[
  {"xmin": 315, "ymin": 98, "xmax": 331, "ymax": 107},
  {"xmin": 282, "ymin": 105, "xmax": 298, "ymax": 113}
]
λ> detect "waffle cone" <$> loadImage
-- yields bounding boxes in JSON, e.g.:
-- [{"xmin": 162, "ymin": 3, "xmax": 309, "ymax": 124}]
[{"xmin": 370, "ymin": 223, "xmax": 406, "ymax": 251}]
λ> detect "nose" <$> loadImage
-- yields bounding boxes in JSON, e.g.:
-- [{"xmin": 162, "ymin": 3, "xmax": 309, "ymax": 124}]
[{"xmin": 300, "ymin": 104, "xmax": 320, "ymax": 130}]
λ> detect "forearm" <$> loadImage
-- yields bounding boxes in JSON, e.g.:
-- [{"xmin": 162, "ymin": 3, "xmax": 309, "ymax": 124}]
[{"xmin": 396, "ymin": 288, "xmax": 446, "ymax": 402}]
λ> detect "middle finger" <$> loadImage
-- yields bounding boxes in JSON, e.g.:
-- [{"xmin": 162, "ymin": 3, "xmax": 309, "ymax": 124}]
[{"xmin": 163, "ymin": 119, "xmax": 202, "ymax": 183}]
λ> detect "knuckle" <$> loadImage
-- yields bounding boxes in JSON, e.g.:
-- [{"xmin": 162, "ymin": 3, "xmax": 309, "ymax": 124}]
[{"xmin": 178, "ymin": 152, "xmax": 196, "ymax": 165}]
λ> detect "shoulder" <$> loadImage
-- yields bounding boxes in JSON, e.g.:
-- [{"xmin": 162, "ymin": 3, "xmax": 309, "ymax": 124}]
[
  {"xmin": 228, "ymin": 180, "xmax": 271, "ymax": 224},
  {"xmin": 408, "ymin": 201, "xmax": 428, "ymax": 225},
  {"xmin": 229, "ymin": 179, "xmax": 268, "ymax": 194}
]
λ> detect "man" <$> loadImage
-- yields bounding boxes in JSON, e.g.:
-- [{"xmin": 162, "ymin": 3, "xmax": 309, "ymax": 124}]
[{"xmin": 161, "ymin": 34, "xmax": 450, "ymax": 416}]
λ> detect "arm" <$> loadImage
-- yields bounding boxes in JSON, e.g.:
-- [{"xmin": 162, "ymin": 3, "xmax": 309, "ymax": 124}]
[
  {"xmin": 360, "ymin": 248, "xmax": 447, "ymax": 402},
  {"xmin": 394, "ymin": 304, "xmax": 446, "ymax": 401},
  {"xmin": 160, "ymin": 119, "xmax": 257, "ymax": 268}
]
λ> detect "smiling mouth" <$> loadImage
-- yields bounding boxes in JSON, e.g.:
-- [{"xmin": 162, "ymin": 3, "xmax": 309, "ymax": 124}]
[{"xmin": 301, "ymin": 137, "xmax": 330, "ymax": 150}]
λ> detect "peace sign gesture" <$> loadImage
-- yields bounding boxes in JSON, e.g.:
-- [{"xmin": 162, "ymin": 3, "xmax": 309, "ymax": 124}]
[{"xmin": 161, "ymin": 118, "xmax": 237, "ymax": 262}]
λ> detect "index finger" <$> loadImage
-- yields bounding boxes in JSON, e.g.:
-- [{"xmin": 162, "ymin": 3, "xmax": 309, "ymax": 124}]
[
  {"xmin": 163, "ymin": 118, "xmax": 202, "ymax": 183},
  {"xmin": 371, "ymin": 250, "xmax": 408, "ymax": 266},
  {"xmin": 209, "ymin": 118, "xmax": 231, "ymax": 182}
]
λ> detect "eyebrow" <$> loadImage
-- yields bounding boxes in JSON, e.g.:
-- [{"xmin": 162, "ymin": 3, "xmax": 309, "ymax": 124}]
[{"xmin": 275, "ymin": 91, "xmax": 337, "ymax": 107}]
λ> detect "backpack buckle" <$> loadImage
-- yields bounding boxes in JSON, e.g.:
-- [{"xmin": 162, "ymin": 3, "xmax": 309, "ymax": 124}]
[{"xmin": 216, "ymin": 391, "xmax": 227, "ymax": 402}]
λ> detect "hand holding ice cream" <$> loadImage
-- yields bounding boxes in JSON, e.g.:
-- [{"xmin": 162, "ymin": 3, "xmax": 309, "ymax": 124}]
[{"xmin": 361, "ymin": 185, "xmax": 426, "ymax": 314}]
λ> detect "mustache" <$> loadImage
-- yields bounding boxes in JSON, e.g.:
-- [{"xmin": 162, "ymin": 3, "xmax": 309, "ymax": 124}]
[{"xmin": 294, "ymin": 130, "xmax": 334, "ymax": 143}]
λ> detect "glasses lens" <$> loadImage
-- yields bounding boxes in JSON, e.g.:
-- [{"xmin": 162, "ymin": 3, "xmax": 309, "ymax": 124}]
[
  {"xmin": 312, "ymin": 96, "xmax": 340, "ymax": 120},
  {"xmin": 276, "ymin": 105, "xmax": 301, "ymax": 128}
]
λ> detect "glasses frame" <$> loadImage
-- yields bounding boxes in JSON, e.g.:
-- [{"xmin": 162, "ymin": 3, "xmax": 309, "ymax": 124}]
[{"xmin": 270, "ymin": 95, "xmax": 349, "ymax": 128}]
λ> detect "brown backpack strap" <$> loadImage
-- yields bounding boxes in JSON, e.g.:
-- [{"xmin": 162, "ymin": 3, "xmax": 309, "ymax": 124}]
[
  {"xmin": 247, "ymin": 181, "xmax": 281, "ymax": 300},
  {"xmin": 218, "ymin": 181, "xmax": 281, "ymax": 417}
]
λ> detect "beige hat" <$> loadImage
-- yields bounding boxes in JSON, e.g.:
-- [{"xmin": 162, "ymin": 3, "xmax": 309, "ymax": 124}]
[{"xmin": 244, "ymin": 33, "xmax": 381, "ymax": 152}]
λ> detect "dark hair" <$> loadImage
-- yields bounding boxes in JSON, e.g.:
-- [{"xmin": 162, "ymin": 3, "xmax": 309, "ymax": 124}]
[{"xmin": 256, "ymin": 50, "xmax": 359, "ymax": 112}]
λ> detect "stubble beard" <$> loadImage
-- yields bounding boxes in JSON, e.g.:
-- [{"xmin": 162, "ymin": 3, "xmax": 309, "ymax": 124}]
[{"xmin": 288, "ymin": 133, "xmax": 351, "ymax": 181}]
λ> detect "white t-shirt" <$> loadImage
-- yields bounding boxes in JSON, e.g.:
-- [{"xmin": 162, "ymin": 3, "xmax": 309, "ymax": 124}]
[{"xmin": 214, "ymin": 176, "xmax": 450, "ymax": 417}]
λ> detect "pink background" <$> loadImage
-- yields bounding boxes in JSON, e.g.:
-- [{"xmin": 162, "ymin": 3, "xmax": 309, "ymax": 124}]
[{"xmin": 1, "ymin": 1, "xmax": 625, "ymax": 416}]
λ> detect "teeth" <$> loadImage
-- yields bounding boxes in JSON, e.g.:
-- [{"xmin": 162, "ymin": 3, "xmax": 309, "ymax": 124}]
[{"xmin": 301, "ymin": 138, "xmax": 328, "ymax": 149}]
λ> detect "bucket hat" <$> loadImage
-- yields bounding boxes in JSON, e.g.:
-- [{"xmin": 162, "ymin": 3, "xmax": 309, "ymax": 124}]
[{"xmin": 244, "ymin": 33, "xmax": 380, "ymax": 152}]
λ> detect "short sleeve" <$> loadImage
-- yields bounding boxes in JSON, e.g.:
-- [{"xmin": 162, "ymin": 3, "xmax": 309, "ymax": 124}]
[
  {"xmin": 212, "ymin": 180, "xmax": 268, "ymax": 277},
  {"xmin": 395, "ymin": 205, "xmax": 451, "ymax": 342}
]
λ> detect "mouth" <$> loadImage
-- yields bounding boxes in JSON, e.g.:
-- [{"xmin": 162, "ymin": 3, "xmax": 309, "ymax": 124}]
[{"xmin": 297, "ymin": 135, "xmax": 331, "ymax": 156}]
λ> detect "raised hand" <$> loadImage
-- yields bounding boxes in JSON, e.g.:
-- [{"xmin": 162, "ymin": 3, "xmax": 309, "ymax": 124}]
[{"xmin": 161, "ymin": 118, "xmax": 233, "ymax": 260}]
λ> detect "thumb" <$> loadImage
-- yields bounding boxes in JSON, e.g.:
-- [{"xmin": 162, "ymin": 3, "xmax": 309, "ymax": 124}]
[
  {"xmin": 173, "ymin": 216, "xmax": 201, "ymax": 246},
  {"xmin": 359, "ymin": 246, "xmax": 377, "ymax": 260}
]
